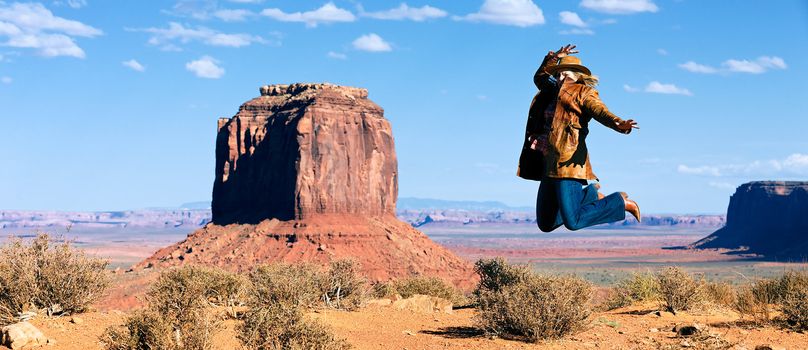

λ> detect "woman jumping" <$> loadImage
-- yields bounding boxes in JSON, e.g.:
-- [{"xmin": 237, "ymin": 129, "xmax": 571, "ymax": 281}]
[{"xmin": 518, "ymin": 44, "xmax": 641, "ymax": 231}]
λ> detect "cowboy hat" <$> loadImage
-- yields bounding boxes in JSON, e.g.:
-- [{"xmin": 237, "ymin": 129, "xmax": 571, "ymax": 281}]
[{"xmin": 546, "ymin": 55, "xmax": 591, "ymax": 76}]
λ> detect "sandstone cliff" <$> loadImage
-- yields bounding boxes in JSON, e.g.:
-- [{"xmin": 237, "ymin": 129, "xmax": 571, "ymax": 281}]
[
  {"xmin": 138, "ymin": 83, "xmax": 475, "ymax": 287},
  {"xmin": 212, "ymin": 83, "xmax": 396, "ymax": 224},
  {"xmin": 691, "ymin": 181, "xmax": 808, "ymax": 259}
]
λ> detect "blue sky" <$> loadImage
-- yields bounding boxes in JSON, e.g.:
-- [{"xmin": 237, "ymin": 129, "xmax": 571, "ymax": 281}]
[{"xmin": 1, "ymin": 0, "xmax": 807, "ymax": 213}]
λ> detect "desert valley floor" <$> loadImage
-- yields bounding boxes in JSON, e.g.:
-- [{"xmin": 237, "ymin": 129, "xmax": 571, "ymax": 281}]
[{"xmin": 2, "ymin": 224, "xmax": 807, "ymax": 349}]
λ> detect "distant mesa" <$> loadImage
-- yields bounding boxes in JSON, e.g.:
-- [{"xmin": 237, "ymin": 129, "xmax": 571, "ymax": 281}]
[
  {"xmin": 691, "ymin": 181, "xmax": 808, "ymax": 260},
  {"xmin": 137, "ymin": 83, "xmax": 475, "ymax": 287}
]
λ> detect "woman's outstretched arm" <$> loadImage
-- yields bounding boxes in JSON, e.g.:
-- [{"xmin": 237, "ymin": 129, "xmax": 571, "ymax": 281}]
[{"xmin": 582, "ymin": 89, "xmax": 639, "ymax": 134}]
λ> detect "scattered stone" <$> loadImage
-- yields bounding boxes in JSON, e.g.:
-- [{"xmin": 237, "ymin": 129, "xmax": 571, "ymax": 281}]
[
  {"xmin": 403, "ymin": 330, "xmax": 415, "ymax": 336},
  {"xmin": 675, "ymin": 324, "xmax": 704, "ymax": 337},
  {"xmin": 754, "ymin": 346, "xmax": 774, "ymax": 350},
  {"xmin": 649, "ymin": 328, "xmax": 659, "ymax": 333},
  {"xmin": 70, "ymin": 316, "xmax": 83, "ymax": 324},
  {"xmin": 1, "ymin": 322, "xmax": 48, "ymax": 350}
]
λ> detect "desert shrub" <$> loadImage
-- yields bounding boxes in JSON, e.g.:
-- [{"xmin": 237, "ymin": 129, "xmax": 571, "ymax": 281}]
[
  {"xmin": 705, "ymin": 281, "xmax": 736, "ymax": 308},
  {"xmin": 206, "ymin": 268, "xmax": 250, "ymax": 308},
  {"xmin": 250, "ymin": 262, "xmax": 324, "ymax": 309},
  {"xmin": 776, "ymin": 271, "xmax": 808, "ymax": 330},
  {"xmin": 473, "ymin": 257, "xmax": 530, "ymax": 295},
  {"xmin": 475, "ymin": 259, "xmax": 592, "ymax": 341},
  {"xmin": 100, "ymin": 266, "xmax": 236, "ymax": 350},
  {"xmin": 371, "ymin": 281, "xmax": 397, "ymax": 299},
  {"xmin": 603, "ymin": 271, "xmax": 659, "ymax": 310},
  {"xmin": 148, "ymin": 266, "xmax": 246, "ymax": 320},
  {"xmin": 373, "ymin": 276, "xmax": 467, "ymax": 305},
  {"xmin": 101, "ymin": 308, "xmax": 218, "ymax": 350},
  {"xmin": 239, "ymin": 304, "xmax": 350, "ymax": 350},
  {"xmin": 734, "ymin": 284, "xmax": 770, "ymax": 323},
  {"xmin": 656, "ymin": 266, "xmax": 706, "ymax": 314},
  {"xmin": 0, "ymin": 233, "xmax": 109, "ymax": 324},
  {"xmin": 321, "ymin": 259, "xmax": 367, "ymax": 310}
]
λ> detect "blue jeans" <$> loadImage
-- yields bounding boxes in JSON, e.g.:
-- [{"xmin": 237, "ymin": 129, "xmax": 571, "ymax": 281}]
[{"xmin": 537, "ymin": 178, "xmax": 626, "ymax": 232}]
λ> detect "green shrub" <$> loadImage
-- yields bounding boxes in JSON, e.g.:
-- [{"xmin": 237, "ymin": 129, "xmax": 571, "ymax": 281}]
[
  {"xmin": 373, "ymin": 276, "xmax": 467, "ymax": 305},
  {"xmin": 475, "ymin": 258, "xmax": 592, "ymax": 341},
  {"xmin": 603, "ymin": 271, "xmax": 659, "ymax": 310},
  {"xmin": 734, "ymin": 284, "xmax": 770, "ymax": 323},
  {"xmin": 249, "ymin": 262, "xmax": 324, "ymax": 309},
  {"xmin": 241, "ymin": 261, "xmax": 354, "ymax": 349},
  {"xmin": 656, "ymin": 266, "xmax": 706, "ymax": 314},
  {"xmin": 100, "ymin": 266, "xmax": 239, "ymax": 350},
  {"xmin": 777, "ymin": 271, "xmax": 808, "ymax": 330},
  {"xmin": 239, "ymin": 304, "xmax": 350, "ymax": 350},
  {"xmin": 321, "ymin": 259, "xmax": 367, "ymax": 310},
  {"xmin": 0, "ymin": 234, "xmax": 109, "ymax": 325},
  {"xmin": 371, "ymin": 282, "xmax": 397, "ymax": 299},
  {"xmin": 473, "ymin": 257, "xmax": 530, "ymax": 295},
  {"xmin": 705, "ymin": 281, "xmax": 736, "ymax": 308}
]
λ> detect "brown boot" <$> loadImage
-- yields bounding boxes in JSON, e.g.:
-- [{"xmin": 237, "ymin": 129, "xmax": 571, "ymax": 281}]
[{"xmin": 625, "ymin": 198, "xmax": 641, "ymax": 222}]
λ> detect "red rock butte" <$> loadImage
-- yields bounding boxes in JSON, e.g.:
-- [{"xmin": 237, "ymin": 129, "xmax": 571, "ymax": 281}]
[{"xmin": 137, "ymin": 83, "xmax": 475, "ymax": 287}]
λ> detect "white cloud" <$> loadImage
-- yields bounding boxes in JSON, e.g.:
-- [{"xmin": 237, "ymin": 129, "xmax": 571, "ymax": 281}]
[
  {"xmin": 644, "ymin": 81, "xmax": 692, "ymax": 96},
  {"xmin": 213, "ymin": 9, "xmax": 254, "ymax": 22},
  {"xmin": 476, "ymin": 95, "xmax": 489, "ymax": 101},
  {"xmin": 228, "ymin": 0, "xmax": 263, "ymax": 3},
  {"xmin": 166, "ymin": 0, "xmax": 218, "ymax": 20},
  {"xmin": 122, "ymin": 59, "xmax": 145, "ymax": 72},
  {"xmin": 560, "ymin": 28, "xmax": 594, "ymax": 35},
  {"xmin": 678, "ymin": 153, "xmax": 808, "ymax": 178},
  {"xmin": 361, "ymin": 3, "xmax": 447, "ymax": 21},
  {"xmin": 678, "ymin": 61, "xmax": 718, "ymax": 74},
  {"xmin": 129, "ymin": 22, "xmax": 270, "ymax": 49},
  {"xmin": 622, "ymin": 84, "xmax": 639, "ymax": 92},
  {"xmin": 723, "ymin": 56, "xmax": 787, "ymax": 74},
  {"xmin": 457, "ymin": 0, "xmax": 545, "ymax": 27},
  {"xmin": 6, "ymin": 33, "xmax": 86, "ymax": 58},
  {"xmin": 1, "ymin": 76, "xmax": 11, "ymax": 84},
  {"xmin": 783, "ymin": 153, "xmax": 808, "ymax": 169},
  {"xmin": 53, "ymin": 0, "xmax": 88, "ymax": 9},
  {"xmin": 261, "ymin": 2, "xmax": 355, "ymax": 28},
  {"xmin": 559, "ymin": 11, "xmax": 586, "ymax": 27},
  {"xmin": 0, "ymin": 2, "xmax": 101, "ymax": 58},
  {"xmin": 352, "ymin": 33, "xmax": 392, "ymax": 52},
  {"xmin": 580, "ymin": 0, "xmax": 658, "ymax": 14},
  {"xmin": 656, "ymin": 48, "xmax": 668, "ymax": 55},
  {"xmin": 186, "ymin": 56, "xmax": 224, "ymax": 79},
  {"xmin": 327, "ymin": 51, "xmax": 347, "ymax": 60},
  {"xmin": 679, "ymin": 56, "xmax": 787, "ymax": 75},
  {"xmin": 678, "ymin": 165, "xmax": 721, "ymax": 176}
]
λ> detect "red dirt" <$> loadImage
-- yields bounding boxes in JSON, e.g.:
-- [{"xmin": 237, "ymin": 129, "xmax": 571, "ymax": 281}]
[
  {"xmin": 13, "ymin": 301, "xmax": 808, "ymax": 350},
  {"xmin": 133, "ymin": 215, "xmax": 476, "ymax": 288}
]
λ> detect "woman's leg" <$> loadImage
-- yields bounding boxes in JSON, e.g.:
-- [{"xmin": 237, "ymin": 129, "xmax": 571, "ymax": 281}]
[
  {"xmin": 536, "ymin": 179, "xmax": 563, "ymax": 232},
  {"xmin": 556, "ymin": 179, "xmax": 626, "ymax": 231}
]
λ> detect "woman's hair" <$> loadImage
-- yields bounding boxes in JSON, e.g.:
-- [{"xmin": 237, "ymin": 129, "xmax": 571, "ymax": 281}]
[
  {"xmin": 577, "ymin": 73, "xmax": 599, "ymax": 87},
  {"xmin": 559, "ymin": 70, "xmax": 600, "ymax": 87}
]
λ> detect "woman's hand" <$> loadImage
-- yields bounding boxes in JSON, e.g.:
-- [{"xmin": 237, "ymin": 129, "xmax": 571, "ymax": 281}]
[
  {"xmin": 547, "ymin": 44, "xmax": 578, "ymax": 59},
  {"xmin": 617, "ymin": 119, "xmax": 639, "ymax": 133}
]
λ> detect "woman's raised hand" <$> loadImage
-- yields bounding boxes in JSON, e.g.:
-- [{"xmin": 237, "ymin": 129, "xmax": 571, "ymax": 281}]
[
  {"xmin": 555, "ymin": 44, "xmax": 579, "ymax": 58},
  {"xmin": 617, "ymin": 119, "xmax": 640, "ymax": 133}
]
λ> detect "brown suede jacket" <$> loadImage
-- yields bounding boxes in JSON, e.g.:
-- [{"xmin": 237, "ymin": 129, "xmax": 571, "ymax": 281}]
[{"xmin": 517, "ymin": 53, "xmax": 630, "ymax": 181}]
